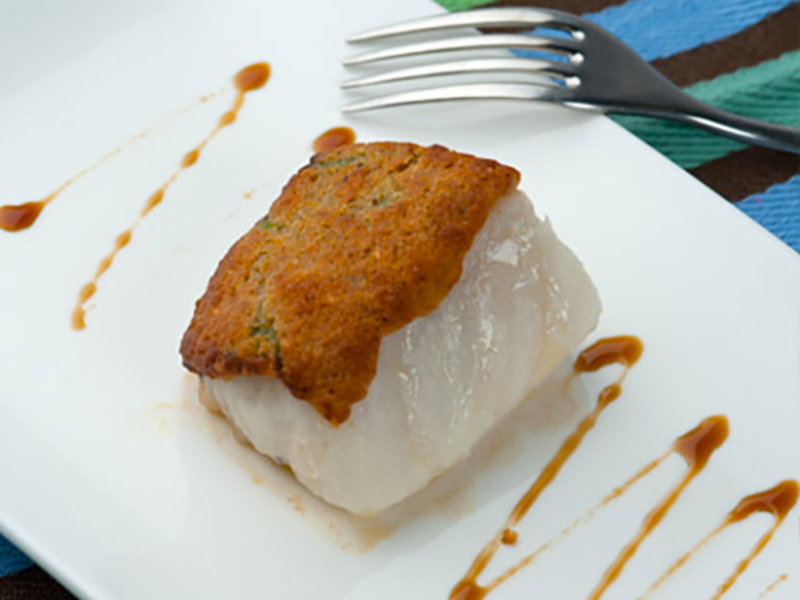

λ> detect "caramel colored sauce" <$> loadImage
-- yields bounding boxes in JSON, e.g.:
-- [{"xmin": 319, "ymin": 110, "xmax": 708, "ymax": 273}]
[
  {"xmin": 728, "ymin": 479, "xmax": 798, "ymax": 523},
  {"xmin": 449, "ymin": 336, "xmax": 786, "ymax": 600},
  {"xmin": 710, "ymin": 480, "xmax": 798, "ymax": 600},
  {"xmin": 673, "ymin": 416, "xmax": 730, "ymax": 472},
  {"xmin": 143, "ymin": 189, "xmax": 165, "ymax": 216},
  {"xmin": 72, "ymin": 62, "xmax": 271, "ymax": 330},
  {"xmin": 177, "ymin": 87, "xmax": 226, "ymax": 114},
  {"xmin": 480, "ymin": 419, "xmax": 728, "ymax": 600},
  {"xmin": 313, "ymin": 126, "xmax": 356, "ymax": 153},
  {"xmin": 181, "ymin": 149, "xmax": 200, "ymax": 168},
  {"xmin": 70, "ymin": 225, "xmax": 131, "ymax": 329},
  {"xmin": 641, "ymin": 480, "xmax": 798, "ymax": 600},
  {"xmin": 574, "ymin": 335, "xmax": 643, "ymax": 373},
  {"xmin": 450, "ymin": 581, "xmax": 487, "ymax": 600},
  {"xmin": 449, "ymin": 336, "xmax": 643, "ymax": 600},
  {"xmin": 0, "ymin": 201, "xmax": 46, "ymax": 232},
  {"xmin": 757, "ymin": 574, "xmax": 788, "ymax": 598},
  {"xmin": 508, "ymin": 337, "xmax": 644, "ymax": 525},
  {"xmin": 500, "ymin": 529, "xmax": 518, "ymax": 546},
  {"xmin": 1, "ymin": 87, "xmax": 228, "ymax": 234},
  {"xmin": 587, "ymin": 416, "xmax": 729, "ymax": 600},
  {"xmin": 234, "ymin": 63, "xmax": 271, "ymax": 92},
  {"xmin": 638, "ymin": 522, "xmax": 728, "ymax": 598},
  {"xmin": 0, "ymin": 129, "xmax": 156, "ymax": 233},
  {"xmin": 488, "ymin": 451, "xmax": 671, "ymax": 595},
  {"xmin": 219, "ymin": 111, "xmax": 237, "ymax": 127}
]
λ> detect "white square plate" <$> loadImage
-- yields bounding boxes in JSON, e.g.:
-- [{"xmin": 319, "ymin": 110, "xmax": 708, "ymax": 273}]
[{"xmin": 1, "ymin": 1, "xmax": 798, "ymax": 599}]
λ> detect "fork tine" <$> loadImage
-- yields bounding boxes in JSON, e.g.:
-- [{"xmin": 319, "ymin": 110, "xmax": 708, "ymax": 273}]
[
  {"xmin": 343, "ymin": 34, "xmax": 580, "ymax": 66},
  {"xmin": 341, "ymin": 57, "xmax": 574, "ymax": 89},
  {"xmin": 341, "ymin": 83, "xmax": 566, "ymax": 112},
  {"xmin": 347, "ymin": 8, "xmax": 581, "ymax": 43}
]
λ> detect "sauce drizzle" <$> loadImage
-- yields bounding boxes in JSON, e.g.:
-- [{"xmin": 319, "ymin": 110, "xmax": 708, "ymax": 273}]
[
  {"xmin": 452, "ymin": 416, "xmax": 731, "ymax": 600},
  {"xmin": 757, "ymin": 574, "xmax": 788, "ymax": 598},
  {"xmin": 0, "ymin": 89, "xmax": 226, "ymax": 233},
  {"xmin": 641, "ymin": 480, "xmax": 798, "ymax": 599},
  {"xmin": 71, "ymin": 62, "xmax": 270, "ymax": 330},
  {"xmin": 449, "ymin": 336, "xmax": 643, "ymax": 600},
  {"xmin": 312, "ymin": 126, "xmax": 356, "ymax": 153},
  {"xmin": 586, "ymin": 415, "xmax": 728, "ymax": 599},
  {"xmin": 0, "ymin": 132, "xmax": 147, "ymax": 233},
  {"xmin": 448, "ymin": 336, "xmax": 789, "ymax": 600},
  {"xmin": 480, "ymin": 449, "xmax": 671, "ymax": 596}
]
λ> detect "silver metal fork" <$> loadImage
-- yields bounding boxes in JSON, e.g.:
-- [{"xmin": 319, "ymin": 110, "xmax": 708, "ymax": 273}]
[{"xmin": 342, "ymin": 8, "xmax": 800, "ymax": 154}]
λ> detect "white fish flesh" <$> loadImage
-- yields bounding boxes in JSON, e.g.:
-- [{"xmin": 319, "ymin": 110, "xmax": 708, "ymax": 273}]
[{"xmin": 201, "ymin": 190, "xmax": 601, "ymax": 515}]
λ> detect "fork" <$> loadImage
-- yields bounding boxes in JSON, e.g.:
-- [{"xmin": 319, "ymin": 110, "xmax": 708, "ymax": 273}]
[{"xmin": 341, "ymin": 7, "xmax": 800, "ymax": 154}]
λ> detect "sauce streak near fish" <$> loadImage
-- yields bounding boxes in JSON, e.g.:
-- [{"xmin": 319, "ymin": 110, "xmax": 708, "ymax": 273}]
[
  {"xmin": 450, "ymin": 336, "xmax": 643, "ymax": 600},
  {"xmin": 450, "ymin": 336, "xmax": 796, "ymax": 600},
  {"xmin": 71, "ymin": 62, "xmax": 271, "ymax": 330},
  {"xmin": 587, "ymin": 416, "xmax": 728, "ymax": 599}
]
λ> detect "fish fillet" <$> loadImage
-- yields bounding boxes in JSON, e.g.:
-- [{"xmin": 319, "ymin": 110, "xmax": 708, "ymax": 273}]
[{"xmin": 201, "ymin": 190, "xmax": 600, "ymax": 515}]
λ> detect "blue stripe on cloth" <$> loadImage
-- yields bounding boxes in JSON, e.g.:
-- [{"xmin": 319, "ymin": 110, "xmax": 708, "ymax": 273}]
[
  {"xmin": 736, "ymin": 176, "xmax": 800, "ymax": 250},
  {"xmin": 514, "ymin": 1, "xmax": 796, "ymax": 63},
  {"xmin": 0, "ymin": 534, "xmax": 33, "ymax": 577},
  {"xmin": 585, "ymin": 0, "xmax": 796, "ymax": 61}
]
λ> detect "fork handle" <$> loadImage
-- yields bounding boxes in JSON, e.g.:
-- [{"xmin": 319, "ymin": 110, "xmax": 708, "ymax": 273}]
[{"xmin": 613, "ymin": 99, "xmax": 800, "ymax": 155}]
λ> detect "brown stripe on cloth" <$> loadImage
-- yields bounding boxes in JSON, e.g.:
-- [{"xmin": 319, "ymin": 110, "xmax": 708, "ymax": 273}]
[
  {"xmin": 0, "ymin": 567, "xmax": 77, "ymax": 599},
  {"xmin": 690, "ymin": 146, "xmax": 800, "ymax": 202},
  {"xmin": 652, "ymin": 3, "xmax": 800, "ymax": 88}
]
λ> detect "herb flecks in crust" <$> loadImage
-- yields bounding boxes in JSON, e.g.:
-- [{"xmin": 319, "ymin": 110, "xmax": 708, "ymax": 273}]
[{"xmin": 180, "ymin": 142, "xmax": 520, "ymax": 424}]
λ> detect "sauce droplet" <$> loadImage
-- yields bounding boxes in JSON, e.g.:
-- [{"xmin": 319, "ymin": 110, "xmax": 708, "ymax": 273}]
[
  {"xmin": 219, "ymin": 111, "xmax": 237, "ymax": 127},
  {"xmin": 728, "ymin": 480, "xmax": 798, "ymax": 523},
  {"xmin": 234, "ymin": 62, "xmax": 271, "ymax": 92},
  {"xmin": 673, "ymin": 415, "xmax": 729, "ymax": 471},
  {"xmin": 500, "ymin": 529, "xmax": 518, "ymax": 545},
  {"xmin": 313, "ymin": 126, "xmax": 356, "ymax": 153},
  {"xmin": 182, "ymin": 149, "xmax": 200, "ymax": 168},
  {"xmin": 143, "ymin": 189, "xmax": 165, "ymax": 216},
  {"xmin": 0, "ymin": 201, "xmax": 45, "ymax": 232},
  {"xmin": 574, "ymin": 335, "xmax": 643, "ymax": 373}
]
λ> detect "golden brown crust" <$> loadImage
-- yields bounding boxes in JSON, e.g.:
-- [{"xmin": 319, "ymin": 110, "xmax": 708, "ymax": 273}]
[{"xmin": 180, "ymin": 142, "xmax": 520, "ymax": 424}]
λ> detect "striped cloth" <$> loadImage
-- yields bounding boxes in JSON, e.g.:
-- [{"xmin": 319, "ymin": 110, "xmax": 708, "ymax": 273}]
[{"xmin": 0, "ymin": 1, "xmax": 797, "ymax": 598}]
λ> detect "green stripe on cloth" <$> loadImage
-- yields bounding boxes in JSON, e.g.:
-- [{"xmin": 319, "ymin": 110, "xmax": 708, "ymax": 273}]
[
  {"xmin": 435, "ymin": 0, "xmax": 494, "ymax": 10},
  {"xmin": 613, "ymin": 50, "xmax": 800, "ymax": 169}
]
